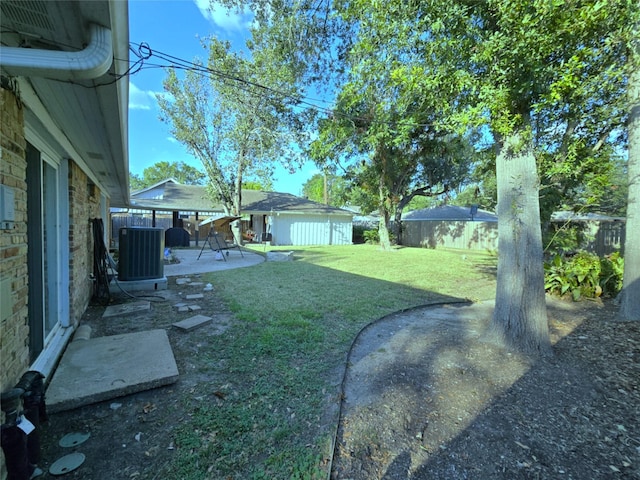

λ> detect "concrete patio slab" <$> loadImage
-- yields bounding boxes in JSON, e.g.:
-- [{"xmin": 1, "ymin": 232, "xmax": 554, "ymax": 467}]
[
  {"xmin": 46, "ymin": 329, "xmax": 178, "ymax": 413},
  {"xmin": 102, "ymin": 301, "xmax": 150, "ymax": 319},
  {"xmin": 163, "ymin": 247, "xmax": 265, "ymax": 276},
  {"xmin": 172, "ymin": 314, "xmax": 213, "ymax": 332}
]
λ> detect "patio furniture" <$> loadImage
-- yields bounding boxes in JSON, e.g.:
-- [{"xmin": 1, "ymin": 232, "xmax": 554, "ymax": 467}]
[{"xmin": 198, "ymin": 229, "xmax": 244, "ymax": 261}]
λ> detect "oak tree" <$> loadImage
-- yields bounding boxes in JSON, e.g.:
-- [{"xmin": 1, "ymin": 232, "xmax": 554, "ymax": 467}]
[{"xmin": 619, "ymin": 23, "xmax": 640, "ymax": 320}]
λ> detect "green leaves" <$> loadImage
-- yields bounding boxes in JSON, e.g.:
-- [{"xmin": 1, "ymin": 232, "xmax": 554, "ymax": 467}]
[{"xmin": 544, "ymin": 251, "xmax": 624, "ymax": 301}]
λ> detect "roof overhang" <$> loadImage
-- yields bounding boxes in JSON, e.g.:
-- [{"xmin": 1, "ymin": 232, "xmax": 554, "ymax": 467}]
[{"xmin": 0, "ymin": 0, "xmax": 130, "ymax": 206}]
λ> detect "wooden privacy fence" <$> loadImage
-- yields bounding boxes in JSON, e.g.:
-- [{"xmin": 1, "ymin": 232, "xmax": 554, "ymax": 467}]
[
  {"xmin": 593, "ymin": 221, "xmax": 625, "ymax": 256},
  {"xmin": 401, "ymin": 220, "xmax": 499, "ymax": 251},
  {"xmin": 402, "ymin": 219, "xmax": 625, "ymax": 255}
]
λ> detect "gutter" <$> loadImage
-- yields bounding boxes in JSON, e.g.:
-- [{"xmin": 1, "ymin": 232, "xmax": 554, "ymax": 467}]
[{"xmin": 0, "ymin": 23, "xmax": 112, "ymax": 80}]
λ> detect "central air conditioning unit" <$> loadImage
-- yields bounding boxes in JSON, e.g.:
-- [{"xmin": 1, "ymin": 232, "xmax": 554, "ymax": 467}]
[{"xmin": 118, "ymin": 227, "xmax": 164, "ymax": 281}]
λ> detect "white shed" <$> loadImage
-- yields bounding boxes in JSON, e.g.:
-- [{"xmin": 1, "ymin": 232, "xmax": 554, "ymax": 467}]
[{"xmin": 270, "ymin": 212, "xmax": 354, "ymax": 246}]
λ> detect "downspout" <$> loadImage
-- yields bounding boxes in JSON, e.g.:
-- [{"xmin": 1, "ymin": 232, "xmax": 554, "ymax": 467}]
[{"xmin": 0, "ymin": 23, "xmax": 112, "ymax": 80}]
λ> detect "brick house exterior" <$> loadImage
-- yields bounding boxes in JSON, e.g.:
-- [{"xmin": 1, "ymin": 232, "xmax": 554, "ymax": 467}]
[
  {"xmin": 1, "ymin": 85, "xmax": 106, "ymax": 387},
  {"xmin": 0, "ymin": 87, "xmax": 30, "ymax": 393},
  {"xmin": 1, "ymin": 2, "xmax": 130, "ymax": 476}
]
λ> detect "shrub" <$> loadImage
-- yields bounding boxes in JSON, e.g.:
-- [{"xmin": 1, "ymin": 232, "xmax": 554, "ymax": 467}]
[
  {"xmin": 363, "ymin": 229, "xmax": 379, "ymax": 244},
  {"xmin": 544, "ymin": 251, "xmax": 601, "ymax": 301},
  {"xmin": 599, "ymin": 252, "xmax": 624, "ymax": 297}
]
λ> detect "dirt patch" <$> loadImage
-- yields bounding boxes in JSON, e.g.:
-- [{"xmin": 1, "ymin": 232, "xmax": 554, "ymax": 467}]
[
  {"xmin": 331, "ymin": 298, "xmax": 640, "ymax": 479},
  {"xmin": 35, "ymin": 277, "xmax": 639, "ymax": 480},
  {"xmin": 39, "ymin": 274, "xmax": 234, "ymax": 479}
]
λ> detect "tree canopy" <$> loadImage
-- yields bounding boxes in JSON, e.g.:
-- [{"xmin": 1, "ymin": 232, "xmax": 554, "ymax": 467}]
[
  {"xmin": 301, "ymin": 172, "xmax": 348, "ymax": 206},
  {"xmin": 129, "ymin": 161, "xmax": 205, "ymax": 191},
  {"xmin": 220, "ymin": 0, "xmax": 638, "ymax": 348},
  {"xmin": 157, "ymin": 35, "xmax": 302, "ymax": 240}
]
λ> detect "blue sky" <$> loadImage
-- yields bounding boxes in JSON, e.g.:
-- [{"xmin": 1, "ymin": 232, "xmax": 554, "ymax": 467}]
[{"xmin": 127, "ymin": 0, "xmax": 320, "ymax": 195}]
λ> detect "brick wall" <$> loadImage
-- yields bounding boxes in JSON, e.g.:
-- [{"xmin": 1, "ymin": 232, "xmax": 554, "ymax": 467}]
[
  {"xmin": 0, "ymin": 87, "xmax": 30, "ymax": 394},
  {"xmin": 1, "ymin": 85, "xmax": 107, "ymax": 391},
  {"xmin": 68, "ymin": 162, "xmax": 102, "ymax": 323},
  {"xmin": 1, "ymin": 85, "xmax": 109, "ymax": 479},
  {"xmin": 1, "ymin": 86, "xmax": 29, "ymax": 480}
]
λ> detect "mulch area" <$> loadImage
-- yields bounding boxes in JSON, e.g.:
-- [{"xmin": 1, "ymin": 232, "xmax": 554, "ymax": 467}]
[{"xmin": 332, "ymin": 299, "xmax": 640, "ymax": 479}]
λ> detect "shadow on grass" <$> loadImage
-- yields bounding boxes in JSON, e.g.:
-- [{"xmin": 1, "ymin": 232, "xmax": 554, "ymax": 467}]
[{"xmin": 165, "ymin": 253, "xmax": 476, "ymax": 479}]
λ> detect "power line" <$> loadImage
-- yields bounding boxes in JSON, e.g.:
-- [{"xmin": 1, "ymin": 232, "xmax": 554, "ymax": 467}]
[
  {"xmin": 126, "ymin": 42, "xmax": 438, "ymax": 130},
  {"xmin": 129, "ymin": 42, "xmax": 338, "ymax": 117}
]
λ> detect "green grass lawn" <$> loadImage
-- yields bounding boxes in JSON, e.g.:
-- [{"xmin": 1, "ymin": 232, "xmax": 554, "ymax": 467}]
[{"xmin": 165, "ymin": 245, "xmax": 496, "ymax": 479}]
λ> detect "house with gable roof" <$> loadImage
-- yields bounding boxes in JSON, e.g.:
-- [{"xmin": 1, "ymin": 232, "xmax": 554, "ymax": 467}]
[{"xmin": 115, "ymin": 179, "xmax": 355, "ymax": 246}]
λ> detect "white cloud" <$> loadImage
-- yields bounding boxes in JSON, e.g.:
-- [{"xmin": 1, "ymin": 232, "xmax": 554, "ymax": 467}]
[
  {"xmin": 193, "ymin": 0, "xmax": 253, "ymax": 32},
  {"xmin": 129, "ymin": 82, "xmax": 160, "ymax": 110},
  {"xmin": 167, "ymin": 137, "xmax": 178, "ymax": 144}
]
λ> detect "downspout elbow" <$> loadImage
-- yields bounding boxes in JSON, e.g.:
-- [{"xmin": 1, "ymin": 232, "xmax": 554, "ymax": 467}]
[{"xmin": 0, "ymin": 23, "xmax": 113, "ymax": 80}]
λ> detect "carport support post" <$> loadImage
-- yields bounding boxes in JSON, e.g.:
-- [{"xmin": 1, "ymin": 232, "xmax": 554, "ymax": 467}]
[{"xmin": 195, "ymin": 212, "xmax": 199, "ymax": 246}]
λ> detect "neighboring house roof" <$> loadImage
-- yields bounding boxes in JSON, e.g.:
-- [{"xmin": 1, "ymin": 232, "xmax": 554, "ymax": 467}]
[
  {"xmin": 131, "ymin": 178, "xmax": 181, "ymax": 197},
  {"xmin": 402, "ymin": 205, "xmax": 498, "ymax": 222},
  {"xmin": 550, "ymin": 211, "xmax": 625, "ymax": 222},
  {"xmin": 128, "ymin": 181, "xmax": 353, "ymax": 216},
  {"xmin": 0, "ymin": 1, "xmax": 130, "ymax": 206}
]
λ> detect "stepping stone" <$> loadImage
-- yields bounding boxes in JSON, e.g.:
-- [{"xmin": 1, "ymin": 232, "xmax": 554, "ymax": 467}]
[
  {"xmin": 178, "ymin": 306, "xmax": 189, "ymax": 312},
  {"xmin": 189, "ymin": 282, "xmax": 204, "ymax": 287},
  {"xmin": 176, "ymin": 278, "xmax": 191, "ymax": 285},
  {"xmin": 266, "ymin": 251, "xmax": 294, "ymax": 261},
  {"xmin": 102, "ymin": 301, "xmax": 150, "ymax": 319},
  {"xmin": 174, "ymin": 302, "xmax": 187, "ymax": 308},
  {"xmin": 172, "ymin": 315, "xmax": 213, "ymax": 332},
  {"xmin": 185, "ymin": 293, "xmax": 204, "ymax": 300},
  {"xmin": 188, "ymin": 305, "xmax": 202, "ymax": 311}
]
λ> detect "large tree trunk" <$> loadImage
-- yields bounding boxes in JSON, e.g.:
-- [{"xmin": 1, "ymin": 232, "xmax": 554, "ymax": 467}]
[
  {"xmin": 232, "ymin": 160, "xmax": 243, "ymax": 245},
  {"xmin": 375, "ymin": 148, "xmax": 393, "ymax": 250},
  {"xmin": 378, "ymin": 208, "xmax": 392, "ymax": 250},
  {"xmin": 491, "ymin": 129, "xmax": 551, "ymax": 355},
  {"xmin": 619, "ymin": 48, "xmax": 640, "ymax": 320},
  {"xmin": 392, "ymin": 204, "xmax": 403, "ymax": 245}
]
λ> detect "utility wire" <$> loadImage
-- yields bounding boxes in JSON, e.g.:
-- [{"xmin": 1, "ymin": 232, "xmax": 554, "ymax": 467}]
[
  {"xmin": 127, "ymin": 42, "xmax": 437, "ymax": 130},
  {"xmin": 129, "ymin": 42, "xmax": 338, "ymax": 117}
]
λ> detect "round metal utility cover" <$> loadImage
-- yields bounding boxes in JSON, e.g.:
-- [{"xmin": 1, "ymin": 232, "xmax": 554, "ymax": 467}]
[
  {"xmin": 59, "ymin": 432, "xmax": 90, "ymax": 448},
  {"xmin": 49, "ymin": 452, "xmax": 85, "ymax": 476}
]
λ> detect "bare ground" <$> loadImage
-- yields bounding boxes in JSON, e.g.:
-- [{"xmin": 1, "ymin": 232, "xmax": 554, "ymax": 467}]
[
  {"xmin": 332, "ymin": 298, "xmax": 640, "ymax": 480},
  {"xmin": 37, "ymin": 276, "xmax": 639, "ymax": 480}
]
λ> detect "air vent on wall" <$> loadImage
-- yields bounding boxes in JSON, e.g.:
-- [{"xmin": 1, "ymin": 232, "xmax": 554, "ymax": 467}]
[{"xmin": 1, "ymin": 1, "xmax": 53, "ymax": 32}]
